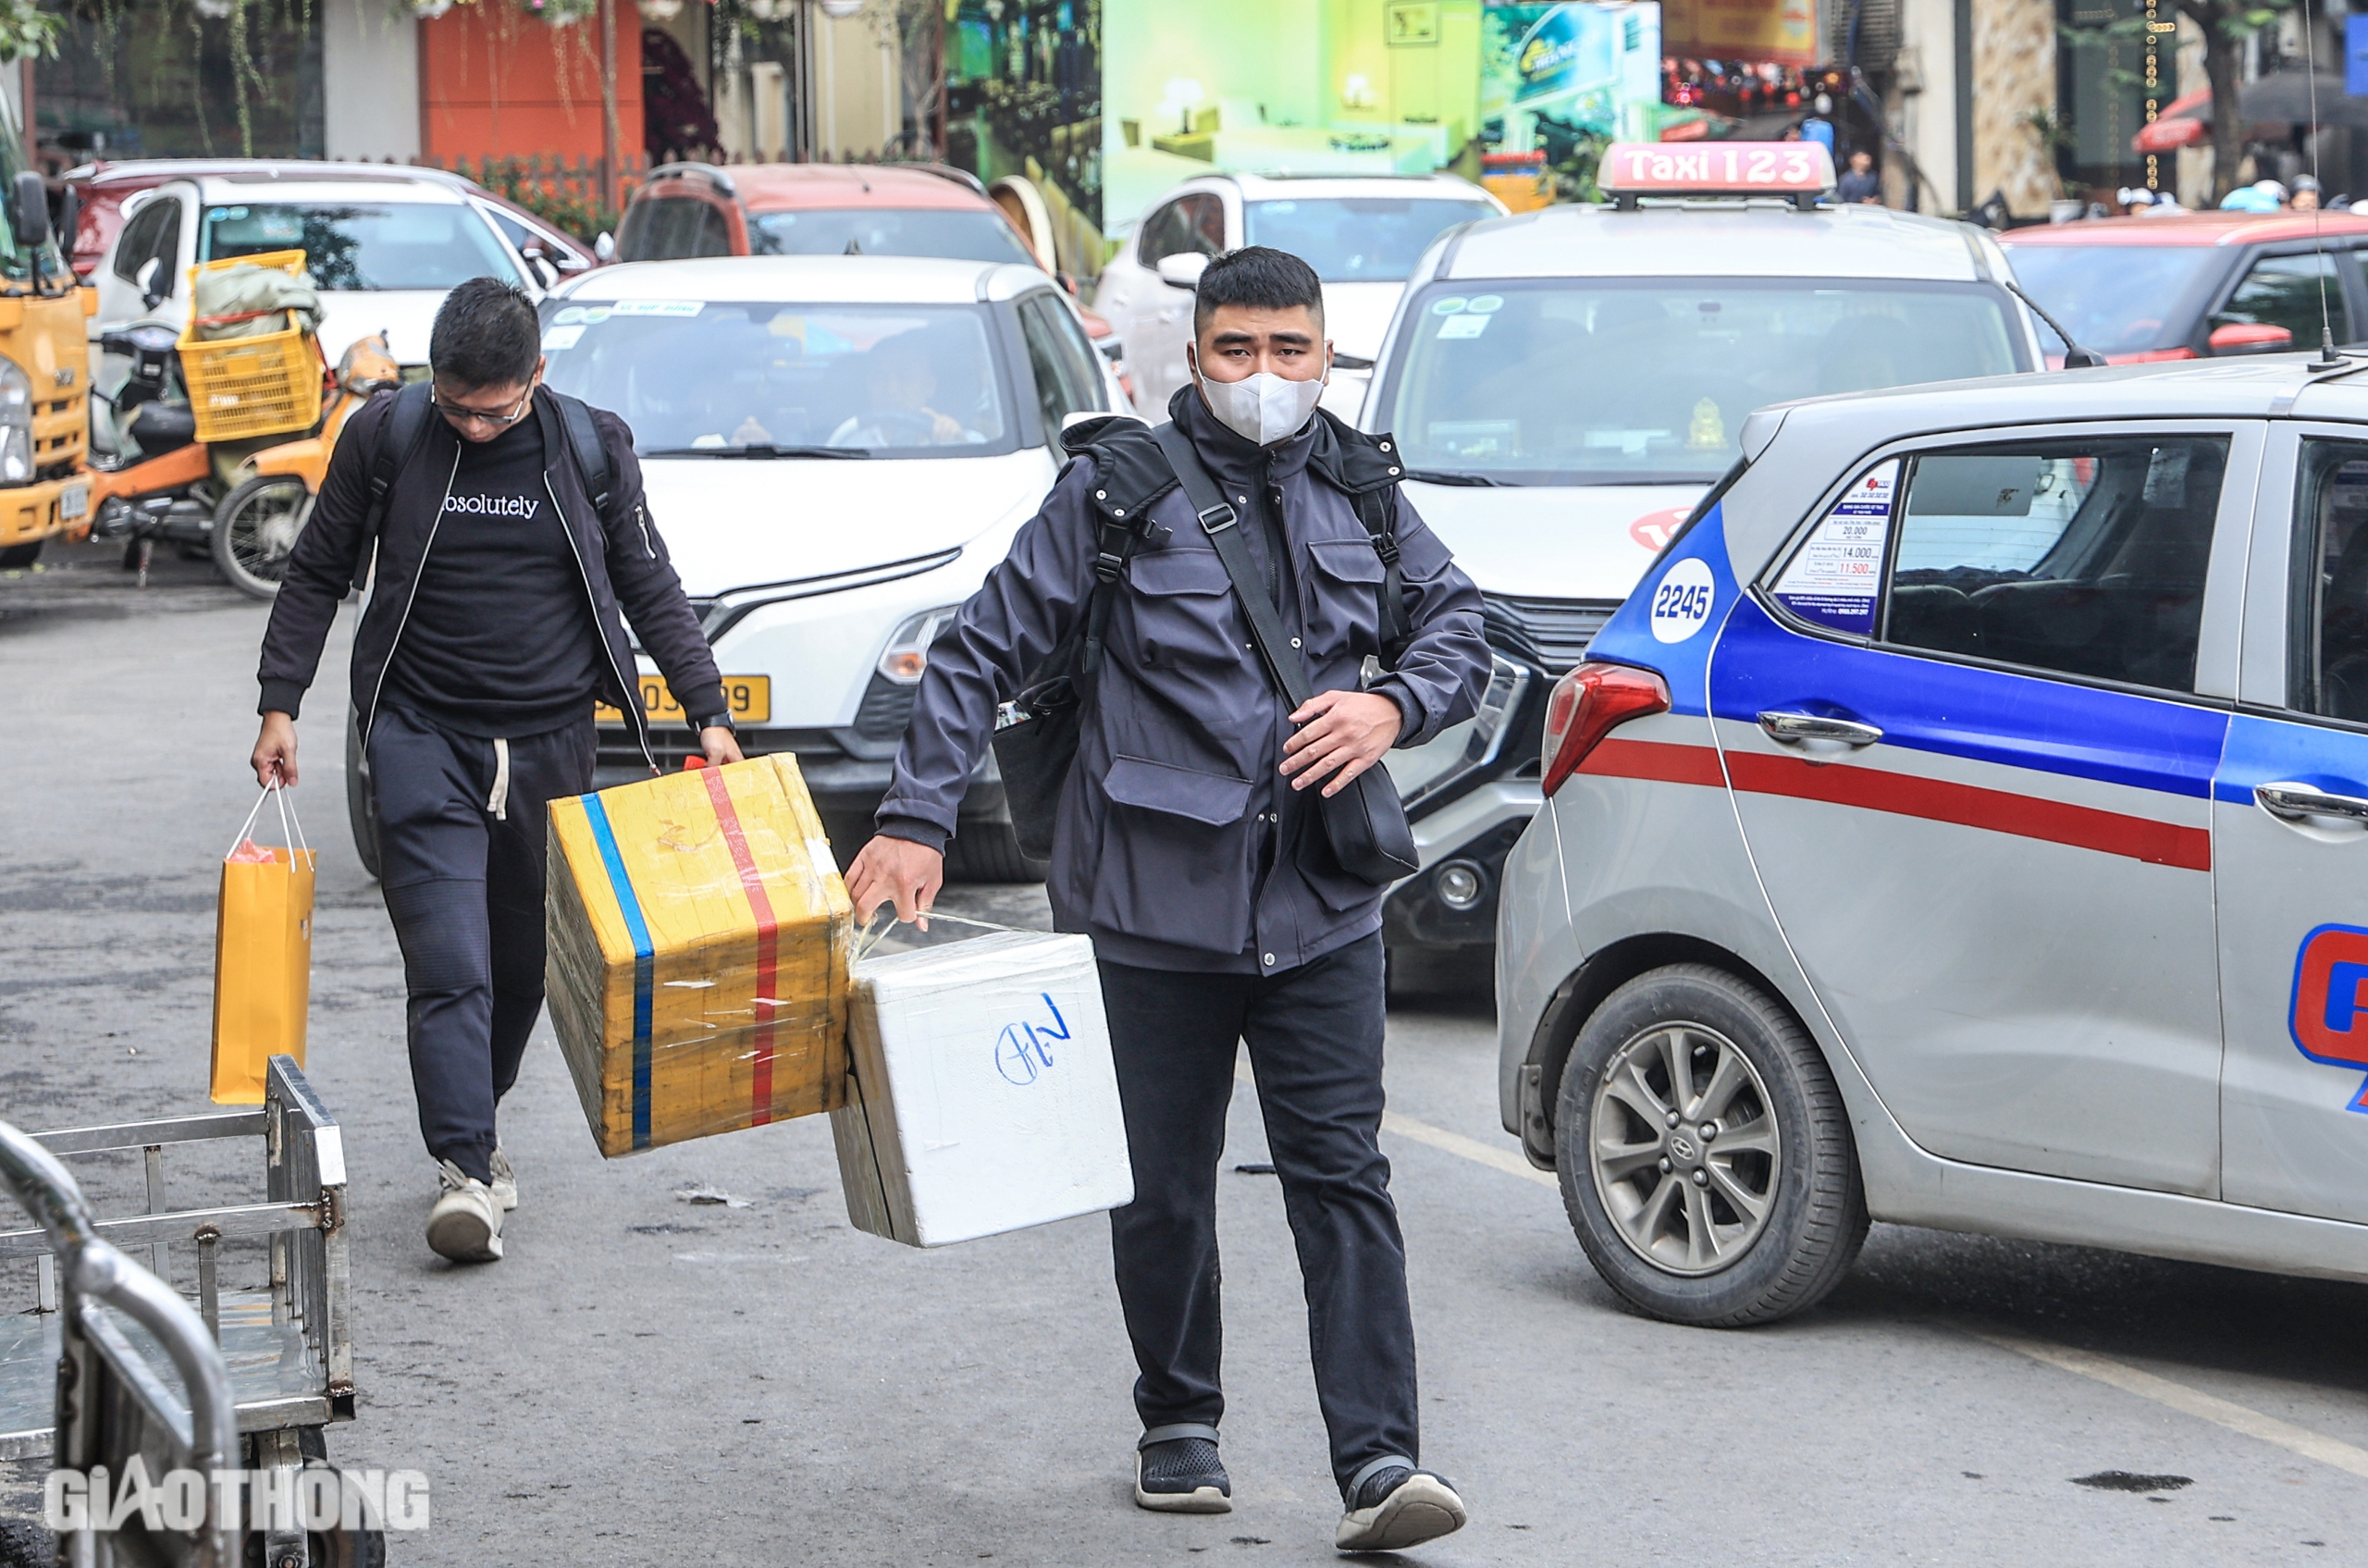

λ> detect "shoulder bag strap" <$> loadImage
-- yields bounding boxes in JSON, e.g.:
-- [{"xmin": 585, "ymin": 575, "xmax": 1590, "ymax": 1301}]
[
  {"xmin": 1152, "ymin": 423, "xmax": 1315, "ymax": 711},
  {"xmin": 352, "ymin": 380, "xmax": 435, "ymax": 593}
]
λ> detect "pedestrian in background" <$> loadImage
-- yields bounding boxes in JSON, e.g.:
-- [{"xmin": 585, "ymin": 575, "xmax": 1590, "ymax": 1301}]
[
  {"xmin": 1837, "ymin": 148, "xmax": 1882, "ymax": 204},
  {"xmin": 844, "ymin": 247, "xmax": 1491, "ymax": 1552},
  {"xmin": 248, "ymin": 278, "xmax": 741, "ymax": 1265}
]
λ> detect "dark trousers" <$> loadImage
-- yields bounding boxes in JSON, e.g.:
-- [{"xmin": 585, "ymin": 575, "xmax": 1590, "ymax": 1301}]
[
  {"xmin": 367, "ymin": 702, "xmax": 596, "ymax": 1183},
  {"xmin": 1098, "ymin": 933, "xmax": 1418, "ymax": 1500}
]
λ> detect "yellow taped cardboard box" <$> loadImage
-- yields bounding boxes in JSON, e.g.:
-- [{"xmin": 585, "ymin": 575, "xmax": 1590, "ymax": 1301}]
[{"xmin": 545, "ymin": 754, "xmax": 853, "ymax": 1156}]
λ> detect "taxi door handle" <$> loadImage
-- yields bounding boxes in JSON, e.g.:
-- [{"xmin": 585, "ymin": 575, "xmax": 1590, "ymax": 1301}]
[
  {"xmin": 1758, "ymin": 711, "xmax": 1883, "ymax": 750},
  {"xmin": 2255, "ymin": 782, "xmax": 2368, "ymax": 828}
]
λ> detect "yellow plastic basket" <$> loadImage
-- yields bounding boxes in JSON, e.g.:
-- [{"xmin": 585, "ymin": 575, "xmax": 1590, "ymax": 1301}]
[{"xmin": 179, "ymin": 250, "xmax": 325, "ymax": 444}]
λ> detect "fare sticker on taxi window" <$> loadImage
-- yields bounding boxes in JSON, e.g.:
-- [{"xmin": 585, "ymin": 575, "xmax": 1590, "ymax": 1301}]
[{"xmin": 1773, "ymin": 460, "xmax": 1897, "ymax": 636}]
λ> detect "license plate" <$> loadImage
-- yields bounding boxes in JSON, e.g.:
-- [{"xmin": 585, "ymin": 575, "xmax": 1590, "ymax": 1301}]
[
  {"xmin": 597, "ymin": 674, "xmax": 770, "ymax": 726},
  {"xmin": 58, "ymin": 484, "xmax": 88, "ymax": 522}
]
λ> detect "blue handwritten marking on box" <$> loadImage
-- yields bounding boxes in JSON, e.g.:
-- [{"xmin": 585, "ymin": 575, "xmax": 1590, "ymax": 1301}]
[{"xmin": 994, "ymin": 994, "xmax": 1072, "ymax": 1086}]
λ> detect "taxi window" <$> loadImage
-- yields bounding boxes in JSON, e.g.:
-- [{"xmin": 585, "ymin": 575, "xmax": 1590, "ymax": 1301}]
[
  {"xmin": 1872, "ymin": 437, "xmax": 2229, "ymax": 693},
  {"xmin": 2288, "ymin": 439, "xmax": 2368, "ymax": 723}
]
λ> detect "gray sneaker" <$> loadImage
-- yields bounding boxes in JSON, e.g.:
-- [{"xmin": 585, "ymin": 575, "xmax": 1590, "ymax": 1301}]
[
  {"xmin": 488, "ymin": 1148, "xmax": 519, "ymax": 1212},
  {"xmin": 1334, "ymin": 1466, "xmax": 1465, "ymax": 1552},
  {"xmin": 1134, "ymin": 1426, "xmax": 1230, "ymax": 1514},
  {"xmin": 426, "ymin": 1161, "xmax": 504, "ymax": 1263}
]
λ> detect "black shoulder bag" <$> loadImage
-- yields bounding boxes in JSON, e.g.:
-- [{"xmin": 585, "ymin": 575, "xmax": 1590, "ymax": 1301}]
[{"xmin": 1151, "ymin": 424, "xmax": 1419, "ymax": 887}]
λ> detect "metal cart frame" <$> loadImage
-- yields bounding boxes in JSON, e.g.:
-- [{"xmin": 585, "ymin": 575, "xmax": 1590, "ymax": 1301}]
[{"xmin": 1, "ymin": 1056, "xmax": 361, "ymax": 1568}]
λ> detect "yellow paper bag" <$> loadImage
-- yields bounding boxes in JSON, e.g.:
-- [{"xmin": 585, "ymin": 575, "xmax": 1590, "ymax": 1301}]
[{"xmin": 210, "ymin": 786, "xmax": 317, "ymax": 1104}]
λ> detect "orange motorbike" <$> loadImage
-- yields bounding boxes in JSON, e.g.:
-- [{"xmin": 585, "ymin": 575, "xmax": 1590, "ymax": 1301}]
[
  {"xmin": 89, "ymin": 330, "xmax": 398, "ymax": 599},
  {"xmin": 209, "ymin": 333, "xmax": 401, "ymax": 599}
]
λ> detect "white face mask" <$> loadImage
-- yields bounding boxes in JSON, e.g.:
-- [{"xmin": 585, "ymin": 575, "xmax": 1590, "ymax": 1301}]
[{"xmin": 1190, "ymin": 346, "xmax": 1328, "ymax": 447}]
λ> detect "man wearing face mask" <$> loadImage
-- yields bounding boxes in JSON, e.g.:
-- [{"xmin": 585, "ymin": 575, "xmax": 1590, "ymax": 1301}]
[{"xmin": 845, "ymin": 248, "xmax": 1490, "ymax": 1552}]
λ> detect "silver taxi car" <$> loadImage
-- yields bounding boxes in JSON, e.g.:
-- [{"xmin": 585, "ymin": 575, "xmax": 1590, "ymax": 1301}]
[{"xmin": 1498, "ymin": 354, "xmax": 2368, "ymax": 1326}]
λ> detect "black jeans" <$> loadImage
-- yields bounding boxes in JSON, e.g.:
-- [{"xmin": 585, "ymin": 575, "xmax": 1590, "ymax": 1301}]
[
  {"xmin": 1098, "ymin": 933, "xmax": 1419, "ymax": 1500},
  {"xmin": 368, "ymin": 702, "xmax": 596, "ymax": 1183}
]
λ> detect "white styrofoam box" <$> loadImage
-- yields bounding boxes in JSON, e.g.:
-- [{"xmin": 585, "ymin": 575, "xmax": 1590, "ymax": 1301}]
[{"xmin": 832, "ymin": 930, "xmax": 1134, "ymax": 1247}]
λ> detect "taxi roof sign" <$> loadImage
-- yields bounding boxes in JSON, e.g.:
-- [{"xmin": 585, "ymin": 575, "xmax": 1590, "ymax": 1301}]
[{"xmin": 1599, "ymin": 142, "xmax": 1837, "ymax": 209}]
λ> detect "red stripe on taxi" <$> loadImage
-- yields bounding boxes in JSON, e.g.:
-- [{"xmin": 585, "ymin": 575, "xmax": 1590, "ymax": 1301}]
[{"xmin": 1573, "ymin": 739, "xmax": 2212, "ymax": 871}]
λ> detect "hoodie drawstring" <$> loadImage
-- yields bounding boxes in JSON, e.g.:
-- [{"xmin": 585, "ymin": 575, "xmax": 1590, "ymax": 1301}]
[{"xmin": 487, "ymin": 737, "xmax": 511, "ymax": 821}]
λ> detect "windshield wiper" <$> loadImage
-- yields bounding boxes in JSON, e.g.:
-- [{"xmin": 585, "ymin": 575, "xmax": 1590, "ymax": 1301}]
[
  {"xmin": 1400, "ymin": 467, "xmax": 1506, "ymax": 487},
  {"xmin": 640, "ymin": 444, "xmax": 872, "ymax": 460}
]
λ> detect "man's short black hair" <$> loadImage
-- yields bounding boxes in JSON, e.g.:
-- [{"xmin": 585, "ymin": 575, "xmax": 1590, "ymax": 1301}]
[
  {"xmin": 1193, "ymin": 246, "xmax": 1325, "ymax": 338},
  {"xmin": 430, "ymin": 276, "xmax": 542, "ymax": 390}
]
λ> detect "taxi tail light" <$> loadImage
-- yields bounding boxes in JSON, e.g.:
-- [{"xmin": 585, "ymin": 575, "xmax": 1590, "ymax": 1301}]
[{"xmin": 1540, "ymin": 663, "xmax": 1671, "ymax": 798}]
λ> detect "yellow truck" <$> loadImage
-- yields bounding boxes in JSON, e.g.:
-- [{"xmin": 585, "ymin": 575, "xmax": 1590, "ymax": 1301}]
[{"xmin": 0, "ymin": 111, "xmax": 92, "ymax": 569}]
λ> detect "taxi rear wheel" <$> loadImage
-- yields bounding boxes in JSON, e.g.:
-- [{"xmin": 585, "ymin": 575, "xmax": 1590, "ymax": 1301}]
[{"xmin": 1555, "ymin": 963, "xmax": 1867, "ymax": 1327}]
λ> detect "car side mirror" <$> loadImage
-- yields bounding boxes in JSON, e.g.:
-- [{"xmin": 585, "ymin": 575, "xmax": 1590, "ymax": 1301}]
[
  {"xmin": 2207, "ymin": 321, "xmax": 2294, "ymax": 356},
  {"xmin": 528, "ymin": 254, "xmax": 559, "ymax": 290},
  {"xmin": 14, "ymin": 171, "xmax": 48, "ymax": 258},
  {"xmin": 134, "ymin": 254, "xmax": 166, "ymax": 311},
  {"xmin": 593, "ymin": 231, "xmax": 616, "ymax": 263},
  {"xmin": 1154, "ymin": 252, "xmax": 1209, "ymax": 290}
]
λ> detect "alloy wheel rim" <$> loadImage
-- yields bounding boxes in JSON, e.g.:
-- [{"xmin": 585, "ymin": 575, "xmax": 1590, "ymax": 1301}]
[{"xmin": 1587, "ymin": 1020, "xmax": 1782, "ymax": 1277}]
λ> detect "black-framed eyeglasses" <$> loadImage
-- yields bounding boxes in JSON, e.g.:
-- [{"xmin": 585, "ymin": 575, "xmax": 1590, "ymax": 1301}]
[{"xmin": 431, "ymin": 389, "xmax": 534, "ymax": 426}]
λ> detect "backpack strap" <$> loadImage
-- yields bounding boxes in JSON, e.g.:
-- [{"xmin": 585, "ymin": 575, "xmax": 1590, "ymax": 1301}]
[
  {"xmin": 1310, "ymin": 409, "xmax": 1412, "ymax": 663},
  {"xmin": 1059, "ymin": 416, "xmax": 1174, "ymax": 680},
  {"xmin": 549, "ymin": 388, "xmax": 616, "ymax": 520},
  {"xmin": 352, "ymin": 379, "xmax": 435, "ymax": 592}
]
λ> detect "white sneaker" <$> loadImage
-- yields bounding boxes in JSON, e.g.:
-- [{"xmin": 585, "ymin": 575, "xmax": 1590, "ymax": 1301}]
[
  {"xmin": 426, "ymin": 1160, "xmax": 504, "ymax": 1262},
  {"xmin": 488, "ymin": 1148, "xmax": 519, "ymax": 1212}
]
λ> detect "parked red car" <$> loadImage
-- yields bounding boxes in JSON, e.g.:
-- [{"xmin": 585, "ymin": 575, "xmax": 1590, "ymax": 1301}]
[
  {"xmin": 62, "ymin": 159, "xmax": 598, "ymax": 284},
  {"xmin": 2001, "ymin": 211, "xmax": 2368, "ymax": 364}
]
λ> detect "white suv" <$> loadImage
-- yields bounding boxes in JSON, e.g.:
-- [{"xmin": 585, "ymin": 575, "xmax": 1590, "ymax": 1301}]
[
  {"xmin": 536, "ymin": 254, "xmax": 1130, "ymax": 878},
  {"xmin": 1092, "ymin": 172, "xmax": 1501, "ymax": 418}
]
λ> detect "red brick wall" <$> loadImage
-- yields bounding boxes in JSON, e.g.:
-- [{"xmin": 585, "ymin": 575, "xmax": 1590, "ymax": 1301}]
[{"xmin": 419, "ymin": 4, "xmax": 644, "ymax": 166}]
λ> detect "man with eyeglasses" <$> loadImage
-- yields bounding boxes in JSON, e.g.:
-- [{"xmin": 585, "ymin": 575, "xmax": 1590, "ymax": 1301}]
[{"xmin": 250, "ymin": 277, "xmax": 739, "ymax": 1265}]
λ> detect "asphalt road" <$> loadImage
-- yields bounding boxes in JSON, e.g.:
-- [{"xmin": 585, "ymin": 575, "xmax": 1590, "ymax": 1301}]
[{"xmin": 1, "ymin": 538, "xmax": 2364, "ymax": 1565}]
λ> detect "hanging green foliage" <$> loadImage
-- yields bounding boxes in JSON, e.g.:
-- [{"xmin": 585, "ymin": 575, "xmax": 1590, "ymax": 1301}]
[{"xmin": 0, "ymin": 0, "xmax": 62, "ymax": 63}]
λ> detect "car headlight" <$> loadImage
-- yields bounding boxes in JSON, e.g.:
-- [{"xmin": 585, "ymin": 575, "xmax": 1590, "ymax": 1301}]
[
  {"xmin": 876, "ymin": 605, "xmax": 963, "ymax": 685},
  {"xmin": 0, "ymin": 360, "xmax": 34, "ymax": 483}
]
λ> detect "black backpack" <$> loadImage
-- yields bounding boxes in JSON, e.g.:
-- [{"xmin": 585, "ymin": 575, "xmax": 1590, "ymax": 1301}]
[
  {"xmin": 989, "ymin": 410, "xmax": 1413, "ymax": 860},
  {"xmin": 347, "ymin": 380, "xmax": 615, "ymax": 593}
]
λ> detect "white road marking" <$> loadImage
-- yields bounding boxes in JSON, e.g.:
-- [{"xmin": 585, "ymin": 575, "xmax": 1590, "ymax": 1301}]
[{"xmin": 1959, "ymin": 1324, "xmax": 2368, "ymax": 1482}]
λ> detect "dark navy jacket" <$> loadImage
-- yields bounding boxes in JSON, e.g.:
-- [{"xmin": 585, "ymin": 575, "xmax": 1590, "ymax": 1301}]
[{"xmin": 879, "ymin": 392, "xmax": 1491, "ymax": 973}]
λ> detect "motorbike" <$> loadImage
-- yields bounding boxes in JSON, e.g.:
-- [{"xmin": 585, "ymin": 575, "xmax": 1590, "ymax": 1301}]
[
  {"xmin": 87, "ymin": 320, "xmax": 216, "ymax": 587},
  {"xmin": 210, "ymin": 332, "xmax": 401, "ymax": 599},
  {"xmin": 87, "ymin": 326, "xmax": 399, "ymax": 599}
]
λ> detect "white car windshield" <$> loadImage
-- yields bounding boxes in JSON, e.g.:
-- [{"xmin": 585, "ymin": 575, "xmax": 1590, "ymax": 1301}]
[
  {"xmin": 1381, "ymin": 278, "xmax": 2027, "ymax": 486},
  {"xmin": 1244, "ymin": 197, "xmax": 1497, "ymax": 283},
  {"xmin": 199, "ymin": 202, "xmax": 524, "ymax": 290},
  {"xmin": 538, "ymin": 301, "xmax": 1015, "ymax": 459}
]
